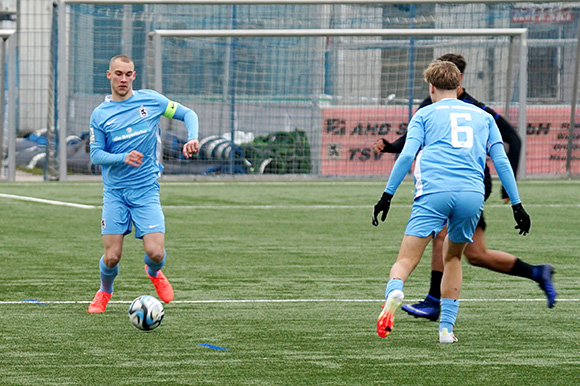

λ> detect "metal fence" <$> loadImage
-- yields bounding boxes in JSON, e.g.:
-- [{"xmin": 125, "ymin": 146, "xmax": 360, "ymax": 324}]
[{"xmin": 2, "ymin": 0, "xmax": 580, "ymax": 180}]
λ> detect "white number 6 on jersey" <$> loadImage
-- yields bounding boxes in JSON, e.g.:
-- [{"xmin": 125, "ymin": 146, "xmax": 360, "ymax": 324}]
[{"xmin": 450, "ymin": 113, "xmax": 473, "ymax": 148}]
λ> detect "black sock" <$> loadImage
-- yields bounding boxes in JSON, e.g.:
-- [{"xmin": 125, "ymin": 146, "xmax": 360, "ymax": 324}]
[
  {"xmin": 508, "ymin": 258, "xmax": 536, "ymax": 280},
  {"xmin": 427, "ymin": 270, "xmax": 443, "ymax": 299}
]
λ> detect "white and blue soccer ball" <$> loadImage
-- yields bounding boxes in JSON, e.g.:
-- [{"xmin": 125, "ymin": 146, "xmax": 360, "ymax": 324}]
[{"xmin": 128, "ymin": 295, "xmax": 164, "ymax": 331}]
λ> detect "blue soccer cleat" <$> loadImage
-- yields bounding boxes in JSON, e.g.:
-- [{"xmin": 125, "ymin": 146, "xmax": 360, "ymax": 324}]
[
  {"xmin": 536, "ymin": 264, "xmax": 557, "ymax": 308},
  {"xmin": 401, "ymin": 294, "xmax": 440, "ymax": 321}
]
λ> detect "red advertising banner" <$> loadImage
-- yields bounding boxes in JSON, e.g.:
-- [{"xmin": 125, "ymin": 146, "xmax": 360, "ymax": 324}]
[
  {"xmin": 511, "ymin": 7, "xmax": 573, "ymax": 24},
  {"xmin": 321, "ymin": 107, "xmax": 411, "ymax": 176},
  {"xmin": 321, "ymin": 106, "xmax": 579, "ymax": 176},
  {"xmin": 505, "ymin": 106, "xmax": 580, "ymax": 175}
]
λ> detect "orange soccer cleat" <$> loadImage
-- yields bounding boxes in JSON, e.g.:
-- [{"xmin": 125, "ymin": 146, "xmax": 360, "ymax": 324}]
[
  {"xmin": 145, "ymin": 265, "xmax": 174, "ymax": 303},
  {"xmin": 377, "ymin": 290, "xmax": 404, "ymax": 338},
  {"xmin": 88, "ymin": 290, "xmax": 112, "ymax": 313}
]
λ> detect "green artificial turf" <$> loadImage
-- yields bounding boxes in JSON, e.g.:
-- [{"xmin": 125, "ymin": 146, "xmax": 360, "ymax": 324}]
[{"xmin": 0, "ymin": 179, "xmax": 578, "ymax": 385}]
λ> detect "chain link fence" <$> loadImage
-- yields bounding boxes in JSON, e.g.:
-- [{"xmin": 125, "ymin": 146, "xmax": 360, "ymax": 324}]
[{"xmin": 2, "ymin": 0, "xmax": 579, "ymax": 180}]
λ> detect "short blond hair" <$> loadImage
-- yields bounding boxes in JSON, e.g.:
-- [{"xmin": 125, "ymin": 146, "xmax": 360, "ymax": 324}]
[{"xmin": 423, "ymin": 60, "xmax": 461, "ymax": 90}]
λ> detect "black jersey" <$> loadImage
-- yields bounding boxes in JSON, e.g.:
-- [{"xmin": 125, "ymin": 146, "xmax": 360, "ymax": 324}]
[{"xmin": 380, "ymin": 89, "xmax": 521, "ymax": 201}]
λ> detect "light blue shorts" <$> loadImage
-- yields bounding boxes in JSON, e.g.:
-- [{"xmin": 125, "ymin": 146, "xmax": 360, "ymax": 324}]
[
  {"xmin": 101, "ymin": 182, "xmax": 165, "ymax": 239},
  {"xmin": 405, "ymin": 191, "xmax": 484, "ymax": 243}
]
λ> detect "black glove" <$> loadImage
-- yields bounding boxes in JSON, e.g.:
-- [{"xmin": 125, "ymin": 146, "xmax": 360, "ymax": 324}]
[
  {"xmin": 512, "ymin": 203, "xmax": 531, "ymax": 236},
  {"xmin": 372, "ymin": 192, "xmax": 393, "ymax": 227},
  {"xmin": 379, "ymin": 138, "xmax": 391, "ymax": 153},
  {"xmin": 379, "ymin": 137, "xmax": 405, "ymax": 154}
]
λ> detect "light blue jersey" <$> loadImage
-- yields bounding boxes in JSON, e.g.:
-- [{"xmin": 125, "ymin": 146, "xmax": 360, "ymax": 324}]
[
  {"xmin": 385, "ymin": 98, "xmax": 519, "ymax": 203},
  {"xmin": 89, "ymin": 89, "xmax": 197, "ymax": 189},
  {"xmin": 408, "ymin": 98, "xmax": 501, "ymax": 197}
]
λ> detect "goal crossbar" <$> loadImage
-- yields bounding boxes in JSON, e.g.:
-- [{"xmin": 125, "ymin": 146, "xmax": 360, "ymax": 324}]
[{"xmin": 151, "ymin": 28, "xmax": 528, "ymax": 38}]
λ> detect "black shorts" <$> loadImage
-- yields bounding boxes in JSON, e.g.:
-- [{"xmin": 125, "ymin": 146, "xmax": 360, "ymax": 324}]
[
  {"xmin": 480, "ymin": 164, "xmax": 490, "ymax": 231},
  {"xmin": 484, "ymin": 165, "xmax": 492, "ymax": 201},
  {"xmin": 477, "ymin": 211, "xmax": 486, "ymax": 231}
]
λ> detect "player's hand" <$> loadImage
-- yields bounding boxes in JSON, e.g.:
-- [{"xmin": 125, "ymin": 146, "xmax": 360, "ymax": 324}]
[
  {"xmin": 182, "ymin": 139, "xmax": 200, "ymax": 158},
  {"xmin": 373, "ymin": 138, "xmax": 389, "ymax": 154},
  {"xmin": 125, "ymin": 150, "xmax": 143, "ymax": 167},
  {"xmin": 512, "ymin": 203, "xmax": 531, "ymax": 236},
  {"xmin": 372, "ymin": 192, "xmax": 393, "ymax": 227}
]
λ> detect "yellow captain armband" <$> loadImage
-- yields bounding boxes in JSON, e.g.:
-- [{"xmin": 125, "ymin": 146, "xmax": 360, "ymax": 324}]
[{"xmin": 163, "ymin": 100, "xmax": 178, "ymax": 118}]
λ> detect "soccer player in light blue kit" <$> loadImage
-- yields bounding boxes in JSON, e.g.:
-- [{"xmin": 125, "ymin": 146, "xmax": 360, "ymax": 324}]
[
  {"xmin": 88, "ymin": 54, "xmax": 200, "ymax": 313},
  {"xmin": 371, "ymin": 60, "xmax": 531, "ymax": 342}
]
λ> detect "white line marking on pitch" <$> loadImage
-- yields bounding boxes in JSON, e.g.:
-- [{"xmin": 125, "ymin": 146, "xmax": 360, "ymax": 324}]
[
  {"xmin": 2, "ymin": 298, "xmax": 578, "ymax": 305},
  {"xmin": 1, "ymin": 192, "xmax": 578, "ymax": 210},
  {"xmin": 163, "ymin": 204, "xmax": 580, "ymax": 210},
  {"xmin": 0, "ymin": 193, "xmax": 97, "ymax": 209}
]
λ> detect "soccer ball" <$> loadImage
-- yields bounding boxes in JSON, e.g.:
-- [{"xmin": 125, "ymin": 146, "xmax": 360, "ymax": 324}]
[{"xmin": 128, "ymin": 295, "xmax": 165, "ymax": 331}]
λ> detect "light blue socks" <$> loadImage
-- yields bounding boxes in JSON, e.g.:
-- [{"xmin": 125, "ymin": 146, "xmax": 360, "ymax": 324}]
[
  {"xmin": 144, "ymin": 251, "xmax": 166, "ymax": 277},
  {"xmin": 385, "ymin": 278, "xmax": 404, "ymax": 299},
  {"xmin": 99, "ymin": 256, "xmax": 118, "ymax": 294},
  {"xmin": 440, "ymin": 298, "xmax": 459, "ymax": 332}
]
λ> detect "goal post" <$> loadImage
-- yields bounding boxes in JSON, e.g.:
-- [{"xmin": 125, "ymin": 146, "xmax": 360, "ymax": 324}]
[
  {"xmin": 147, "ymin": 27, "xmax": 528, "ymax": 177},
  {"xmin": 0, "ymin": 29, "xmax": 17, "ymax": 181}
]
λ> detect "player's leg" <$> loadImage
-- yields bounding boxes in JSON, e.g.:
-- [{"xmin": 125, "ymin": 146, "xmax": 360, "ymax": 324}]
[
  {"xmin": 142, "ymin": 232, "xmax": 173, "ymax": 303},
  {"xmin": 430, "ymin": 230, "xmax": 445, "ymax": 276},
  {"xmin": 402, "ymin": 206, "xmax": 484, "ymax": 321},
  {"xmin": 131, "ymin": 183, "xmax": 174, "ymax": 303},
  {"xmin": 401, "ymin": 228, "xmax": 445, "ymax": 321},
  {"xmin": 439, "ymin": 237, "xmax": 466, "ymax": 343},
  {"xmin": 89, "ymin": 189, "xmax": 131, "ymax": 313},
  {"xmin": 441, "ymin": 237, "xmax": 466, "ymax": 300},
  {"xmin": 101, "ymin": 234, "xmax": 124, "ymax": 288},
  {"xmin": 89, "ymin": 234, "xmax": 125, "ymax": 313},
  {"xmin": 388, "ymin": 235, "xmax": 433, "ymax": 282},
  {"xmin": 464, "ymin": 226, "xmax": 557, "ymax": 308},
  {"xmin": 377, "ymin": 235, "xmax": 432, "ymax": 338},
  {"xmin": 378, "ymin": 194, "xmax": 447, "ymax": 338},
  {"xmin": 464, "ymin": 226, "xmax": 514, "ymax": 271},
  {"xmin": 143, "ymin": 232, "xmax": 166, "ymax": 274},
  {"xmin": 438, "ymin": 191, "xmax": 483, "ymax": 343}
]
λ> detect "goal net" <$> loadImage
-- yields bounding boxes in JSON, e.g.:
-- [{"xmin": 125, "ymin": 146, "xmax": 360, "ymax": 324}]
[{"xmin": 144, "ymin": 28, "xmax": 527, "ymax": 176}]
